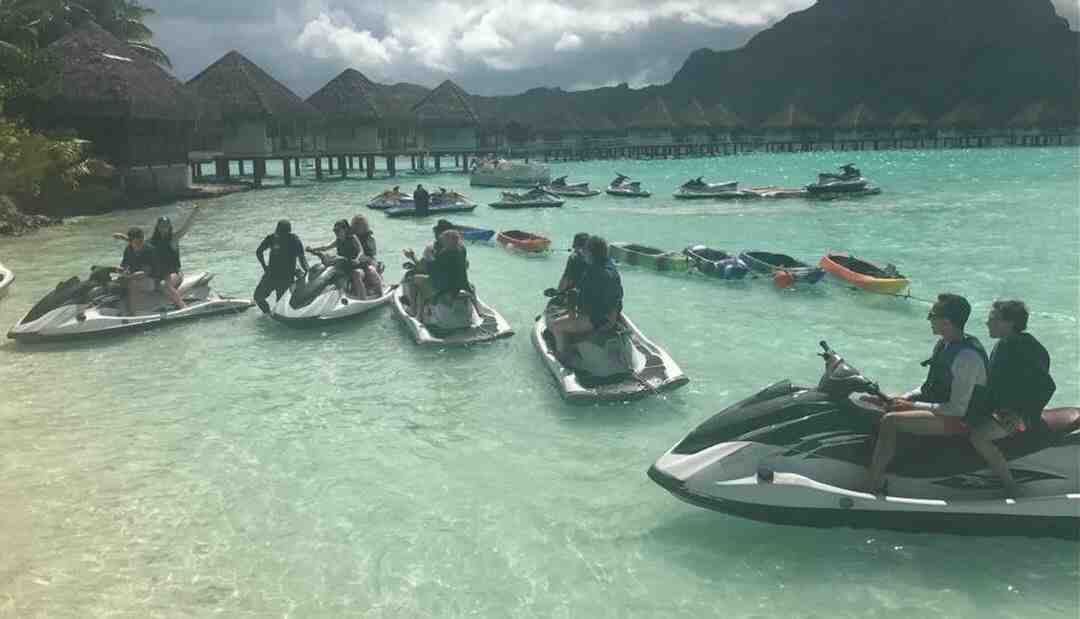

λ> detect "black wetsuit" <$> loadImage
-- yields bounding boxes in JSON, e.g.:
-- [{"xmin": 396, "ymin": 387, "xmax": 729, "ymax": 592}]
[
  {"xmin": 414, "ymin": 187, "xmax": 430, "ymax": 215},
  {"xmin": 153, "ymin": 238, "xmax": 181, "ymax": 276},
  {"xmin": 578, "ymin": 259, "xmax": 623, "ymax": 329},
  {"xmin": 254, "ymin": 232, "xmax": 305, "ymax": 313},
  {"xmin": 429, "ymin": 246, "xmax": 471, "ymax": 299},
  {"xmin": 967, "ymin": 332, "xmax": 1055, "ymax": 431},
  {"xmin": 121, "ymin": 243, "xmax": 156, "ymax": 275}
]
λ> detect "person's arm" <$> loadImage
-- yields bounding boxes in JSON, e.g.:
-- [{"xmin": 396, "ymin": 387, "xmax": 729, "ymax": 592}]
[
  {"xmin": 173, "ymin": 204, "xmax": 201, "ymax": 241},
  {"xmin": 295, "ymin": 237, "xmax": 309, "ymax": 272},
  {"xmin": 308, "ymin": 239, "xmax": 335, "ymax": 252},
  {"xmin": 920, "ymin": 350, "xmax": 986, "ymax": 417},
  {"xmin": 256, "ymin": 236, "xmax": 271, "ymax": 271},
  {"xmin": 112, "ymin": 232, "xmax": 130, "ymax": 242}
]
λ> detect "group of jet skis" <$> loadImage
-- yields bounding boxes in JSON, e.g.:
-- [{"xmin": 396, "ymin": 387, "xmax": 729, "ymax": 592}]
[{"xmin": 4, "ymin": 175, "xmax": 1077, "ymax": 540}]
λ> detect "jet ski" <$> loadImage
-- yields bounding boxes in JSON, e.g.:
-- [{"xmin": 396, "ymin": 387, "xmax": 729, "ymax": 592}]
[
  {"xmin": 391, "ymin": 266, "xmax": 513, "ymax": 346},
  {"xmin": 367, "ymin": 187, "xmax": 414, "ymax": 210},
  {"xmin": 606, "ymin": 173, "xmax": 651, "ymax": 198},
  {"xmin": 270, "ymin": 255, "xmax": 393, "ymax": 327},
  {"xmin": 673, "ymin": 177, "xmax": 755, "ymax": 200},
  {"xmin": 649, "ymin": 341, "xmax": 1080, "ymax": 538},
  {"xmin": 9, "ymin": 266, "xmax": 253, "ymax": 341},
  {"xmin": 489, "ymin": 187, "xmax": 564, "ymax": 209},
  {"xmin": 805, "ymin": 164, "xmax": 881, "ymax": 196},
  {"xmin": 544, "ymin": 176, "xmax": 600, "ymax": 198},
  {"xmin": 532, "ymin": 289, "xmax": 688, "ymax": 402},
  {"xmin": 0, "ymin": 261, "xmax": 13, "ymax": 301}
]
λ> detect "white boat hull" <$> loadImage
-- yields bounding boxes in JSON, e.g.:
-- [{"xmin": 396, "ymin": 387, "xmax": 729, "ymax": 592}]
[
  {"xmin": 391, "ymin": 286, "xmax": 513, "ymax": 346},
  {"xmin": 270, "ymin": 284, "xmax": 394, "ymax": 326}
]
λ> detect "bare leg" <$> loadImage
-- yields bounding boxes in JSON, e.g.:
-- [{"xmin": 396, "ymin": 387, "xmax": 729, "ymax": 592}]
[
  {"xmin": 865, "ymin": 411, "xmax": 950, "ymax": 492},
  {"xmin": 351, "ymin": 270, "xmax": 367, "ymax": 299},
  {"xmin": 125, "ymin": 277, "xmax": 142, "ymax": 315},
  {"xmin": 969, "ymin": 422, "xmax": 1017, "ymax": 497},
  {"xmin": 364, "ymin": 266, "xmax": 383, "ymax": 297},
  {"xmin": 164, "ymin": 273, "xmax": 186, "ymax": 309},
  {"xmin": 550, "ymin": 314, "xmax": 593, "ymax": 357}
]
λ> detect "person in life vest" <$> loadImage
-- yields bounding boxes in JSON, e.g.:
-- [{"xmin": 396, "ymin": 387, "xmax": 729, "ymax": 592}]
[{"xmin": 863, "ymin": 293, "xmax": 988, "ymax": 494}]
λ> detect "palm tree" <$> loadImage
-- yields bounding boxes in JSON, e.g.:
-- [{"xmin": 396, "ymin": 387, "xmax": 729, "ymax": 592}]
[{"xmin": 80, "ymin": 0, "xmax": 171, "ymax": 67}]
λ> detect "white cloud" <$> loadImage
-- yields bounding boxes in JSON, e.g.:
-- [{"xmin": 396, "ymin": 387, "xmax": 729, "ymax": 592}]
[
  {"xmin": 554, "ymin": 32, "xmax": 583, "ymax": 52},
  {"xmin": 293, "ymin": 13, "xmax": 395, "ymax": 66}
]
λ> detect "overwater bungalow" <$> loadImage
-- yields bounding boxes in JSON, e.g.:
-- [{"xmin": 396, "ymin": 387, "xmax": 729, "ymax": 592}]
[
  {"xmin": 185, "ymin": 51, "xmax": 320, "ymax": 157},
  {"xmin": 935, "ymin": 102, "xmax": 991, "ymax": 138},
  {"xmin": 892, "ymin": 107, "xmax": 931, "ymax": 140},
  {"xmin": 21, "ymin": 21, "xmax": 197, "ymax": 193},
  {"xmin": 580, "ymin": 112, "xmax": 625, "ymax": 148},
  {"xmin": 306, "ymin": 69, "xmax": 381, "ymax": 152},
  {"xmin": 1008, "ymin": 100, "xmax": 1073, "ymax": 144},
  {"xmin": 370, "ymin": 82, "xmax": 429, "ymax": 151},
  {"xmin": 761, "ymin": 103, "xmax": 822, "ymax": 143},
  {"xmin": 530, "ymin": 108, "xmax": 585, "ymax": 150},
  {"xmin": 412, "ymin": 80, "xmax": 479, "ymax": 152},
  {"xmin": 675, "ymin": 99, "xmax": 712, "ymax": 144},
  {"xmin": 626, "ymin": 98, "xmax": 676, "ymax": 146},
  {"xmin": 472, "ymin": 96, "xmax": 509, "ymax": 149},
  {"xmin": 833, "ymin": 103, "xmax": 884, "ymax": 141},
  {"xmin": 704, "ymin": 103, "xmax": 744, "ymax": 143}
]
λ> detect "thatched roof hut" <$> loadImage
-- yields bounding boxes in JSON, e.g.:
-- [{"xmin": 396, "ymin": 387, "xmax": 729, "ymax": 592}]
[
  {"xmin": 705, "ymin": 103, "xmax": 743, "ymax": 129},
  {"xmin": 39, "ymin": 21, "xmax": 195, "ymax": 121},
  {"xmin": 892, "ymin": 107, "xmax": 929, "ymax": 128},
  {"xmin": 370, "ymin": 82, "xmax": 430, "ymax": 126},
  {"xmin": 677, "ymin": 99, "xmax": 711, "ymax": 129},
  {"xmin": 935, "ymin": 102, "xmax": 987, "ymax": 128},
  {"xmin": 762, "ymin": 103, "xmax": 821, "ymax": 129},
  {"xmin": 185, "ymin": 50, "xmax": 318, "ymax": 122},
  {"xmin": 627, "ymin": 98, "xmax": 676, "ymax": 130},
  {"xmin": 412, "ymin": 80, "xmax": 479, "ymax": 128},
  {"xmin": 834, "ymin": 103, "xmax": 879, "ymax": 129},
  {"xmin": 532, "ymin": 107, "xmax": 584, "ymax": 134},
  {"xmin": 1008, "ymin": 100, "xmax": 1072, "ymax": 128},
  {"xmin": 306, "ymin": 69, "xmax": 380, "ymax": 124}
]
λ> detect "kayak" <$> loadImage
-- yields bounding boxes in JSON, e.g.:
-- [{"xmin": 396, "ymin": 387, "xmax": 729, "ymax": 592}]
[
  {"xmin": 683, "ymin": 245, "xmax": 750, "ymax": 279},
  {"xmin": 385, "ymin": 203, "xmax": 477, "ymax": 218},
  {"xmin": 497, "ymin": 230, "xmax": 551, "ymax": 253},
  {"xmin": 391, "ymin": 282, "xmax": 513, "ymax": 346},
  {"xmin": 739, "ymin": 251, "xmax": 825, "ymax": 285},
  {"xmin": 820, "ymin": 252, "xmax": 909, "ymax": 295},
  {"xmin": 532, "ymin": 299, "xmax": 689, "ymax": 402},
  {"xmin": 447, "ymin": 223, "xmax": 495, "ymax": 242},
  {"xmin": 0, "ymin": 261, "xmax": 12, "ymax": 301},
  {"xmin": 610, "ymin": 242, "xmax": 688, "ymax": 272}
]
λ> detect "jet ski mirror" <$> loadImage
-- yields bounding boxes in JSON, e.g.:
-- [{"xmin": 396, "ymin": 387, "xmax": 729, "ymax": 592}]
[{"xmin": 817, "ymin": 340, "xmax": 884, "ymax": 400}]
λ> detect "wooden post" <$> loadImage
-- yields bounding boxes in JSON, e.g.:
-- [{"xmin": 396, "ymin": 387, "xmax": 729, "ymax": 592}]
[
  {"xmin": 387, "ymin": 155, "xmax": 396, "ymax": 177},
  {"xmin": 434, "ymin": 155, "xmax": 441, "ymax": 171},
  {"xmin": 238, "ymin": 159, "xmax": 245, "ymax": 176},
  {"xmin": 315, "ymin": 157, "xmax": 323, "ymax": 179},
  {"xmin": 366, "ymin": 155, "xmax": 375, "ymax": 179},
  {"xmin": 411, "ymin": 155, "xmax": 416, "ymax": 170},
  {"xmin": 294, "ymin": 158, "xmax": 301, "ymax": 176},
  {"xmin": 339, "ymin": 156, "xmax": 347, "ymax": 178},
  {"xmin": 282, "ymin": 158, "xmax": 291, "ymax": 186},
  {"xmin": 253, "ymin": 158, "xmax": 265, "ymax": 187},
  {"xmin": 215, "ymin": 158, "xmax": 229, "ymax": 179}
]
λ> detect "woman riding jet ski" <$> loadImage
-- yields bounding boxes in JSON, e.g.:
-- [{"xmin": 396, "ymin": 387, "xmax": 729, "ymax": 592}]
[
  {"xmin": 648, "ymin": 342, "xmax": 1080, "ymax": 538},
  {"xmin": 9, "ymin": 265, "xmax": 252, "ymax": 341},
  {"xmin": 270, "ymin": 250, "xmax": 393, "ymax": 327}
]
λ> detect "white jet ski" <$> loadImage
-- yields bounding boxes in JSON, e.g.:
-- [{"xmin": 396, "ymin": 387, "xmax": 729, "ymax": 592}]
[
  {"xmin": 391, "ymin": 271, "xmax": 513, "ymax": 346},
  {"xmin": 0, "ymin": 261, "xmax": 13, "ymax": 301},
  {"xmin": 544, "ymin": 176, "xmax": 600, "ymax": 197},
  {"xmin": 606, "ymin": 173, "xmax": 651, "ymax": 198},
  {"xmin": 367, "ymin": 187, "xmax": 414, "ymax": 210},
  {"xmin": 270, "ymin": 257, "xmax": 393, "ymax": 327},
  {"xmin": 532, "ymin": 290, "xmax": 688, "ymax": 402},
  {"xmin": 805, "ymin": 164, "xmax": 881, "ymax": 196},
  {"xmin": 9, "ymin": 266, "xmax": 253, "ymax": 342},
  {"xmin": 673, "ymin": 177, "xmax": 755, "ymax": 199},
  {"xmin": 649, "ymin": 341, "xmax": 1080, "ymax": 538}
]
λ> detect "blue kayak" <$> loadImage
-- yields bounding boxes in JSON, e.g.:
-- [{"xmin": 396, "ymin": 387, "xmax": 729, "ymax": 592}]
[{"xmin": 452, "ymin": 224, "xmax": 495, "ymax": 242}]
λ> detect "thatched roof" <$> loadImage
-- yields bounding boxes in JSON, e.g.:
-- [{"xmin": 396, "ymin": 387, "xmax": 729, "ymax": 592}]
[
  {"xmin": 470, "ymin": 95, "xmax": 507, "ymax": 129},
  {"xmin": 677, "ymin": 99, "xmax": 711, "ymax": 129},
  {"xmin": 1008, "ymin": 100, "xmax": 1073, "ymax": 128},
  {"xmin": 369, "ymin": 82, "xmax": 430, "ymax": 125},
  {"xmin": 579, "ymin": 110, "xmax": 618, "ymax": 132},
  {"xmin": 834, "ymin": 103, "xmax": 879, "ymax": 129},
  {"xmin": 705, "ymin": 103, "xmax": 743, "ymax": 129},
  {"xmin": 627, "ymin": 98, "xmax": 676, "ymax": 130},
  {"xmin": 762, "ymin": 103, "xmax": 820, "ymax": 129},
  {"xmin": 40, "ymin": 21, "xmax": 195, "ymax": 121},
  {"xmin": 892, "ymin": 107, "xmax": 929, "ymax": 127},
  {"xmin": 412, "ymin": 80, "xmax": 479, "ymax": 127},
  {"xmin": 185, "ymin": 50, "xmax": 318, "ymax": 122},
  {"xmin": 936, "ymin": 102, "xmax": 987, "ymax": 128},
  {"xmin": 532, "ymin": 107, "xmax": 584, "ymax": 133},
  {"xmin": 306, "ymin": 69, "xmax": 380, "ymax": 124}
]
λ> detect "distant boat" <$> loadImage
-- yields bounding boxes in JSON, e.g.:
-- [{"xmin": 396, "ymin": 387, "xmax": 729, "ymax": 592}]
[
  {"xmin": 470, "ymin": 159, "xmax": 550, "ymax": 187},
  {"xmin": 497, "ymin": 230, "xmax": 551, "ymax": 253}
]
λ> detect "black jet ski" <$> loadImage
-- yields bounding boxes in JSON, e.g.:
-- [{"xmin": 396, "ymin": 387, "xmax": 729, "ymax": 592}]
[{"xmin": 649, "ymin": 342, "xmax": 1080, "ymax": 538}]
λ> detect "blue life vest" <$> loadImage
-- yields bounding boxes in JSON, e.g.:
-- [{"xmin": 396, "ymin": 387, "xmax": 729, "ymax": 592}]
[{"xmin": 916, "ymin": 335, "xmax": 989, "ymax": 404}]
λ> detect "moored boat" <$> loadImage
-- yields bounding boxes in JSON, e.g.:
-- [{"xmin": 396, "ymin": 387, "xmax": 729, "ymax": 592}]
[
  {"xmin": 820, "ymin": 252, "xmax": 909, "ymax": 295},
  {"xmin": 673, "ymin": 178, "xmax": 756, "ymax": 200},
  {"xmin": 739, "ymin": 251, "xmax": 825, "ymax": 286},
  {"xmin": 470, "ymin": 158, "xmax": 550, "ymax": 187},
  {"xmin": 496, "ymin": 230, "xmax": 551, "ymax": 253},
  {"xmin": 488, "ymin": 188, "xmax": 564, "ymax": 209},
  {"xmin": 532, "ymin": 294, "xmax": 689, "ymax": 402},
  {"xmin": 606, "ymin": 173, "xmax": 651, "ymax": 197},
  {"xmin": 0, "ymin": 261, "xmax": 13, "ymax": 301},
  {"xmin": 683, "ymin": 246, "xmax": 750, "ymax": 279},
  {"xmin": 441, "ymin": 221, "xmax": 494, "ymax": 242},
  {"xmin": 544, "ymin": 176, "xmax": 600, "ymax": 197},
  {"xmin": 610, "ymin": 242, "xmax": 689, "ymax": 272},
  {"xmin": 805, "ymin": 163, "xmax": 881, "ymax": 197}
]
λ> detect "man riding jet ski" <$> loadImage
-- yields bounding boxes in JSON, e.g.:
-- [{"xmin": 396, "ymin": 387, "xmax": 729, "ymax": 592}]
[
  {"xmin": 648, "ymin": 342, "xmax": 1080, "ymax": 538},
  {"xmin": 9, "ymin": 265, "xmax": 252, "ymax": 341}
]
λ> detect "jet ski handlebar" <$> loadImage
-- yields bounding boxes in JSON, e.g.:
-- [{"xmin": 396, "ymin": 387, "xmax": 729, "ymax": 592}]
[{"xmin": 816, "ymin": 340, "xmax": 888, "ymax": 401}]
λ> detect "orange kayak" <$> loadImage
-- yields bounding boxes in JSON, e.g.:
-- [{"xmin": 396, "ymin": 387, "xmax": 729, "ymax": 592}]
[
  {"xmin": 497, "ymin": 230, "xmax": 551, "ymax": 253},
  {"xmin": 820, "ymin": 252, "xmax": 909, "ymax": 295}
]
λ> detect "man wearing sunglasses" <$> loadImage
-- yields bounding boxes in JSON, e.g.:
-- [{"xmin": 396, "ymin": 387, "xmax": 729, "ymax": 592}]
[{"xmin": 864, "ymin": 292, "xmax": 989, "ymax": 493}]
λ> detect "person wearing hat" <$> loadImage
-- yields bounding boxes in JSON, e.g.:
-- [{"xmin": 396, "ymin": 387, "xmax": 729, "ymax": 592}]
[{"xmin": 254, "ymin": 219, "xmax": 308, "ymax": 313}]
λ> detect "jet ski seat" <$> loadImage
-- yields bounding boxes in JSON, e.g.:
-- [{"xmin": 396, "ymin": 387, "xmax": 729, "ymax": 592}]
[{"xmin": 1042, "ymin": 407, "xmax": 1080, "ymax": 433}]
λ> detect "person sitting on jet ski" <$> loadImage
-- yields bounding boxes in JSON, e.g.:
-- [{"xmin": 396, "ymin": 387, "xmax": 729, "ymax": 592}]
[
  {"xmin": 840, "ymin": 164, "xmax": 860, "ymax": 179},
  {"xmin": 408, "ymin": 229, "xmax": 472, "ymax": 319},
  {"xmin": 551, "ymin": 176, "xmax": 567, "ymax": 187},
  {"xmin": 966, "ymin": 300, "xmax": 1056, "ymax": 497},
  {"xmin": 350, "ymin": 215, "xmax": 384, "ymax": 296},
  {"xmin": 254, "ymin": 219, "xmax": 308, "ymax": 314},
  {"xmin": 308, "ymin": 220, "xmax": 370, "ymax": 299},
  {"xmin": 112, "ymin": 205, "xmax": 200, "ymax": 310},
  {"xmin": 549, "ymin": 235, "xmax": 623, "ymax": 363},
  {"xmin": 864, "ymin": 293, "xmax": 988, "ymax": 494},
  {"xmin": 115, "ymin": 226, "xmax": 155, "ymax": 315},
  {"xmin": 682, "ymin": 177, "xmax": 705, "ymax": 189},
  {"xmin": 558, "ymin": 232, "xmax": 591, "ymax": 293}
]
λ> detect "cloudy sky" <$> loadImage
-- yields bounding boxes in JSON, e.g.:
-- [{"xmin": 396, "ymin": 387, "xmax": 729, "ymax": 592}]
[{"xmin": 145, "ymin": 0, "xmax": 1080, "ymax": 98}]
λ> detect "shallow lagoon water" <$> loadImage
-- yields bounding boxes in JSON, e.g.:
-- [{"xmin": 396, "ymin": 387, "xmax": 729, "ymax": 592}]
[{"xmin": 0, "ymin": 147, "xmax": 1077, "ymax": 617}]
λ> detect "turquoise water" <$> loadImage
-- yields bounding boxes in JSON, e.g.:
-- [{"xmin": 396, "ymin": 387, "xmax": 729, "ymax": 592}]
[{"xmin": 1, "ymin": 147, "xmax": 1077, "ymax": 617}]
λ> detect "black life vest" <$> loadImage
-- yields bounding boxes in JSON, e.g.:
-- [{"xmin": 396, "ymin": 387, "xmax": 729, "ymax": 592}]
[{"xmin": 916, "ymin": 335, "xmax": 989, "ymax": 404}]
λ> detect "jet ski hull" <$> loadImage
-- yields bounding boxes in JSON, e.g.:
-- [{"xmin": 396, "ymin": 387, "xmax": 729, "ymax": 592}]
[
  {"xmin": 606, "ymin": 187, "xmax": 651, "ymax": 198},
  {"xmin": 270, "ymin": 284, "xmax": 395, "ymax": 327},
  {"xmin": 488, "ymin": 198, "xmax": 564, "ymax": 209},
  {"xmin": 532, "ymin": 304, "xmax": 688, "ymax": 402},
  {"xmin": 367, "ymin": 194, "xmax": 414, "ymax": 210},
  {"xmin": 0, "ymin": 262, "xmax": 13, "ymax": 301},
  {"xmin": 385, "ymin": 203, "xmax": 477, "ymax": 218},
  {"xmin": 390, "ymin": 285, "xmax": 513, "ymax": 346}
]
